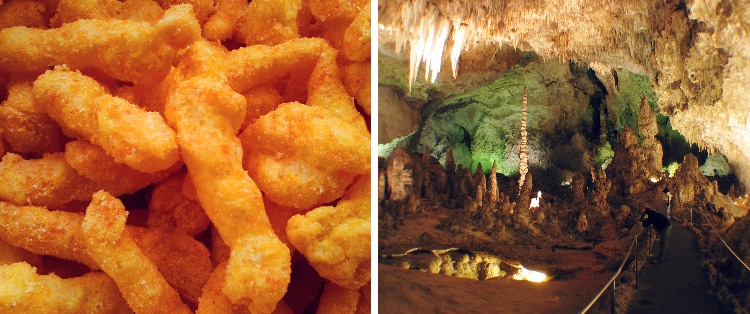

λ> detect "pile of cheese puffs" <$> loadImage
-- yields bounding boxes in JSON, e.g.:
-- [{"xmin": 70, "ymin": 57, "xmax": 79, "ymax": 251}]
[{"xmin": 0, "ymin": 0, "xmax": 371, "ymax": 313}]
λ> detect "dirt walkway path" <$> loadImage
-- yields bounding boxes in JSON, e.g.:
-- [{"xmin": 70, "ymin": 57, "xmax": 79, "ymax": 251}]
[{"xmin": 627, "ymin": 223, "xmax": 725, "ymax": 313}]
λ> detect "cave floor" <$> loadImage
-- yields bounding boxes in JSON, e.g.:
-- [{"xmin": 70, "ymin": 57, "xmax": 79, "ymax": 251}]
[
  {"xmin": 627, "ymin": 223, "xmax": 725, "ymax": 314},
  {"xmin": 378, "ymin": 205, "xmax": 619, "ymax": 313}
]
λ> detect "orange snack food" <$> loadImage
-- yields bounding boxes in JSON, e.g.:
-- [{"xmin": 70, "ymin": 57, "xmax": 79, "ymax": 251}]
[
  {"xmin": 34, "ymin": 67, "xmax": 180, "ymax": 173},
  {"xmin": 82, "ymin": 190, "xmax": 192, "ymax": 313},
  {"xmin": 241, "ymin": 102, "xmax": 369, "ymax": 209},
  {"xmin": 166, "ymin": 77, "xmax": 290, "ymax": 313},
  {"xmin": 287, "ymin": 174, "xmax": 371, "ymax": 289},
  {"xmin": 0, "ymin": 4, "xmax": 200, "ymax": 83},
  {"xmin": 0, "ymin": 262, "xmax": 131, "ymax": 313},
  {"xmin": 0, "ymin": 0, "xmax": 371, "ymax": 312}
]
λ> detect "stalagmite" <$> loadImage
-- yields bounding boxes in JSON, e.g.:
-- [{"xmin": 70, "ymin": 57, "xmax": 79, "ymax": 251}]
[{"xmin": 518, "ymin": 86, "xmax": 528, "ymax": 195}]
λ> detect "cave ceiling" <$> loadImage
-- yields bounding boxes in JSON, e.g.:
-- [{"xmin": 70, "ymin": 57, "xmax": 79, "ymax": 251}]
[{"xmin": 378, "ymin": 0, "xmax": 750, "ymax": 190}]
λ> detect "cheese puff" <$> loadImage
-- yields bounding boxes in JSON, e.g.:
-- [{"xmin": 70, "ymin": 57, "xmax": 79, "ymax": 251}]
[
  {"xmin": 307, "ymin": 43, "xmax": 366, "ymax": 129},
  {"xmin": 166, "ymin": 77, "xmax": 290, "ymax": 313},
  {"xmin": 34, "ymin": 68, "xmax": 180, "ymax": 173},
  {"xmin": 316, "ymin": 282, "xmax": 360, "ymax": 314},
  {"xmin": 286, "ymin": 175, "xmax": 370, "ymax": 289},
  {"xmin": 196, "ymin": 261, "xmax": 251, "ymax": 314},
  {"xmin": 308, "ymin": 17, "xmax": 349, "ymax": 50},
  {"xmin": 0, "ymin": 262, "xmax": 131, "ymax": 314},
  {"xmin": 50, "ymin": 0, "xmax": 164, "ymax": 27},
  {"xmin": 130, "ymin": 226, "xmax": 212, "ymax": 307},
  {"xmin": 309, "ymin": 0, "xmax": 368, "ymax": 22},
  {"xmin": 0, "ymin": 238, "xmax": 42, "ymax": 267},
  {"xmin": 0, "ymin": 4, "xmax": 200, "ymax": 83},
  {"xmin": 0, "ymin": 153, "xmax": 99, "ymax": 207},
  {"xmin": 225, "ymin": 37, "xmax": 329, "ymax": 93},
  {"xmin": 209, "ymin": 225, "xmax": 231, "ymax": 267},
  {"xmin": 234, "ymin": 0, "xmax": 301, "ymax": 46},
  {"xmin": 357, "ymin": 281, "xmax": 371, "ymax": 314},
  {"xmin": 0, "ymin": 200, "xmax": 214, "ymax": 304},
  {"xmin": 64, "ymin": 140, "xmax": 182, "ymax": 196},
  {"xmin": 0, "ymin": 76, "xmax": 65, "ymax": 154},
  {"xmin": 82, "ymin": 190, "xmax": 192, "ymax": 314},
  {"xmin": 203, "ymin": 0, "xmax": 247, "ymax": 41},
  {"xmin": 147, "ymin": 170, "xmax": 211, "ymax": 237},
  {"xmin": 173, "ymin": 39, "xmax": 230, "ymax": 83},
  {"xmin": 342, "ymin": 2, "xmax": 370, "ymax": 62},
  {"xmin": 197, "ymin": 261, "xmax": 294, "ymax": 314},
  {"xmin": 0, "ymin": 200, "xmax": 99, "ymax": 268},
  {"xmin": 343, "ymin": 61, "xmax": 371, "ymax": 116},
  {"xmin": 265, "ymin": 197, "xmax": 305, "ymax": 255},
  {"xmin": 156, "ymin": 0, "xmax": 214, "ymax": 23},
  {"xmin": 0, "ymin": 0, "xmax": 49, "ymax": 29},
  {"xmin": 241, "ymin": 84, "xmax": 284, "ymax": 131},
  {"xmin": 240, "ymin": 102, "xmax": 369, "ymax": 209}
]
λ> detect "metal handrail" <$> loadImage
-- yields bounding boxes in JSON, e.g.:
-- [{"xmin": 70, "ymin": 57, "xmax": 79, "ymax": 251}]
[
  {"xmin": 580, "ymin": 229, "xmax": 644, "ymax": 314},
  {"xmin": 702, "ymin": 212, "xmax": 750, "ymax": 272}
]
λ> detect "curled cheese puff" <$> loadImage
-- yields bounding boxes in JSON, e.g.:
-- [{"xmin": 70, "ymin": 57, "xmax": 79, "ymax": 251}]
[
  {"xmin": 342, "ymin": 2, "xmax": 370, "ymax": 62},
  {"xmin": 306, "ymin": 42, "xmax": 367, "ymax": 130},
  {"xmin": 225, "ymin": 37, "xmax": 330, "ymax": 93},
  {"xmin": 0, "ymin": 4, "xmax": 200, "ymax": 83},
  {"xmin": 65, "ymin": 140, "xmax": 182, "ymax": 196},
  {"xmin": 0, "ymin": 153, "xmax": 99, "ymax": 207},
  {"xmin": 234, "ymin": 0, "xmax": 301, "ymax": 46},
  {"xmin": 357, "ymin": 281, "xmax": 371, "ymax": 314},
  {"xmin": 0, "ymin": 0, "xmax": 49, "ymax": 29},
  {"xmin": 241, "ymin": 84, "xmax": 284, "ymax": 131},
  {"xmin": 342, "ymin": 61, "xmax": 371, "ymax": 116},
  {"xmin": 265, "ymin": 197, "xmax": 305, "ymax": 255},
  {"xmin": 197, "ymin": 262, "xmax": 295, "ymax": 314},
  {"xmin": 0, "ymin": 262, "xmax": 131, "ymax": 313},
  {"xmin": 147, "ymin": 170, "xmax": 211, "ymax": 237},
  {"xmin": 50, "ymin": 0, "xmax": 164, "ymax": 27},
  {"xmin": 34, "ymin": 68, "xmax": 180, "ymax": 173},
  {"xmin": 240, "ymin": 102, "xmax": 369, "ymax": 209},
  {"xmin": 287, "ymin": 175, "xmax": 370, "ymax": 289},
  {"xmin": 309, "ymin": 0, "xmax": 368, "ymax": 22},
  {"xmin": 156, "ymin": 0, "xmax": 215, "ymax": 23},
  {"xmin": 316, "ymin": 282, "xmax": 361, "ymax": 314},
  {"xmin": 0, "ymin": 200, "xmax": 98, "ymax": 268},
  {"xmin": 203, "ymin": 0, "xmax": 247, "ymax": 41},
  {"xmin": 0, "ymin": 200, "xmax": 213, "ymax": 304},
  {"xmin": 82, "ymin": 190, "xmax": 191, "ymax": 314},
  {"xmin": 130, "ymin": 226, "xmax": 212, "ymax": 306},
  {"xmin": 166, "ymin": 77, "xmax": 290, "ymax": 313},
  {"xmin": 0, "ymin": 76, "xmax": 65, "ymax": 154},
  {"xmin": 0, "ymin": 238, "xmax": 42, "ymax": 267},
  {"xmin": 196, "ymin": 261, "xmax": 250, "ymax": 314}
]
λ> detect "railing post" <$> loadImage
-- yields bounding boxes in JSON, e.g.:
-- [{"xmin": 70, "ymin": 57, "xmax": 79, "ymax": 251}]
[
  {"xmin": 611, "ymin": 280, "xmax": 616, "ymax": 314},
  {"xmin": 716, "ymin": 244, "xmax": 723, "ymax": 292},
  {"xmin": 635, "ymin": 235, "xmax": 639, "ymax": 289}
]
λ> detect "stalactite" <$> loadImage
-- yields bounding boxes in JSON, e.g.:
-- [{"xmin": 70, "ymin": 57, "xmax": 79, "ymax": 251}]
[{"xmin": 518, "ymin": 86, "xmax": 528, "ymax": 195}]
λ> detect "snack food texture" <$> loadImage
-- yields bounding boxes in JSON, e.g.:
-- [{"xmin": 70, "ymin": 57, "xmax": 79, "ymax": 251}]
[{"xmin": 0, "ymin": 1, "xmax": 371, "ymax": 313}]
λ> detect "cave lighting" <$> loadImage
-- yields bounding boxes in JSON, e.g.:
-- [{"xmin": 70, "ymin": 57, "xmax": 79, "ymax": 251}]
[
  {"xmin": 649, "ymin": 177, "xmax": 659, "ymax": 183},
  {"xmin": 530, "ymin": 191, "xmax": 542, "ymax": 208},
  {"xmin": 511, "ymin": 265, "xmax": 548, "ymax": 283}
]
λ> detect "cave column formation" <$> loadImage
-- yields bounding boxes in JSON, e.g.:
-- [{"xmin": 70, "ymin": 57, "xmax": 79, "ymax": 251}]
[{"xmin": 517, "ymin": 86, "xmax": 528, "ymax": 195}]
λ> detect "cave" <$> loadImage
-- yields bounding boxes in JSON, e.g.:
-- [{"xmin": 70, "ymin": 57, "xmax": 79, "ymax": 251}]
[{"xmin": 377, "ymin": 1, "xmax": 750, "ymax": 313}]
